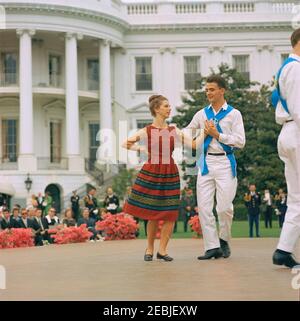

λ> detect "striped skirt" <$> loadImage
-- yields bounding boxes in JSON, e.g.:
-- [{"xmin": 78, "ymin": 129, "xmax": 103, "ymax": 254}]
[{"xmin": 123, "ymin": 163, "xmax": 180, "ymax": 221}]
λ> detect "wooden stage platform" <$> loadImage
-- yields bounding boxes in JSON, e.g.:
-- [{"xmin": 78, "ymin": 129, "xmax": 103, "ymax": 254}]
[{"xmin": 0, "ymin": 238, "xmax": 299, "ymax": 301}]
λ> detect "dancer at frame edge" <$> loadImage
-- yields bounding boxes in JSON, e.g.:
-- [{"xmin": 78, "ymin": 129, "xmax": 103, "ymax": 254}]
[
  {"xmin": 123, "ymin": 95, "xmax": 205, "ymax": 262},
  {"xmin": 272, "ymin": 28, "xmax": 300, "ymax": 268}
]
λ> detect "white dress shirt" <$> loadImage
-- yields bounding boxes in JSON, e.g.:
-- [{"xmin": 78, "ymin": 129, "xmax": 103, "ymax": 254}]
[
  {"xmin": 186, "ymin": 102, "xmax": 246, "ymax": 153},
  {"xmin": 276, "ymin": 53, "xmax": 300, "ymax": 129}
]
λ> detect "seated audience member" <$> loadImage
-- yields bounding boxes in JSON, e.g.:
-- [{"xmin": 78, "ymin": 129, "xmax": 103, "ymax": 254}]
[
  {"xmin": 1, "ymin": 207, "xmax": 18, "ymax": 230},
  {"xmin": 45, "ymin": 207, "xmax": 60, "ymax": 227},
  {"xmin": 18, "ymin": 208, "xmax": 35, "ymax": 229},
  {"xmin": 62, "ymin": 208, "xmax": 76, "ymax": 227},
  {"xmin": 96, "ymin": 208, "xmax": 108, "ymax": 222},
  {"xmin": 27, "ymin": 206, "xmax": 37, "ymax": 220},
  {"xmin": 78, "ymin": 208, "xmax": 102, "ymax": 241},
  {"xmin": 11, "ymin": 206, "xmax": 21, "ymax": 225},
  {"xmin": 32, "ymin": 208, "xmax": 51, "ymax": 246}
]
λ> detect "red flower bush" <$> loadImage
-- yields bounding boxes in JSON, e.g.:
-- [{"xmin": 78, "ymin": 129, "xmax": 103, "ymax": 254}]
[
  {"xmin": 0, "ymin": 228, "xmax": 35, "ymax": 249},
  {"xmin": 96, "ymin": 212, "xmax": 139, "ymax": 240},
  {"xmin": 188, "ymin": 215, "xmax": 202, "ymax": 238},
  {"xmin": 49, "ymin": 224, "xmax": 93, "ymax": 244}
]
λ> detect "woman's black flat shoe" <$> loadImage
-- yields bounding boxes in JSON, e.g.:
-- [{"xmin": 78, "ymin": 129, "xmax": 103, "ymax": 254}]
[
  {"xmin": 144, "ymin": 253, "xmax": 153, "ymax": 261},
  {"xmin": 157, "ymin": 252, "xmax": 173, "ymax": 261}
]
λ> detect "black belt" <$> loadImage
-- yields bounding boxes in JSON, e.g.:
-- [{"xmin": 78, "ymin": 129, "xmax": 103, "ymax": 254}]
[
  {"xmin": 286, "ymin": 120, "xmax": 294, "ymax": 123},
  {"xmin": 207, "ymin": 153, "xmax": 227, "ymax": 156}
]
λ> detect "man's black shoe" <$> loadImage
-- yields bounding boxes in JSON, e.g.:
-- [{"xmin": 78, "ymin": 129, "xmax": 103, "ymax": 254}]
[
  {"xmin": 197, "ymin": 248, "xmax": 223, "ymax": 260},
  {"xmin": 220, "ymin": 239, "xmax": 231, "ymax": 258},
  {"xmin": 273, "ymin": 249, "xmax": 300, "ymax": 268}
]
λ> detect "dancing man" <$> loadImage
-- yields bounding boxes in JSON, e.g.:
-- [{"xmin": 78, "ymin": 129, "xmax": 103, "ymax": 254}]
[
  {"xmin": 272, "ymin": 28, "xmax": 300, "ymax": 268},
  {"xmin": 186, "ymin": 75, "xmax": 246, "ymax": 260}
]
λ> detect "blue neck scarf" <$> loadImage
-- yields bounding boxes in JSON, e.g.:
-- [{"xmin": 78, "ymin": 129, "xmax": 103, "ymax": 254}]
[{"xmin": 197, "ymin": 105, "xmax": 237, "ymax": 178}]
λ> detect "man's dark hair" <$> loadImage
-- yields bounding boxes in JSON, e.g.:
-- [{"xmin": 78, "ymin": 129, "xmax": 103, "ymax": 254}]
[
  {"xmin": 291, "ymin": 28, "xmax": 300, "ymax": 48},
  {"xmin": 206, "ymin": 75, "xmax": 227, "ymax": 90}
]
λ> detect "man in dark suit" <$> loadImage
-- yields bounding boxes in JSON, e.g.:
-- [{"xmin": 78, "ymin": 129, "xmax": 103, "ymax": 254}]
[
  {"xmin": 17, "ymin": 208, "xmax": 35, "ymax": 229},
  {"xmin": 78, "ymin": 208, "xmax": 99, "ymax": 240},
  {"xmin": 84, "ymin": 187, "xmax": 98, "ymax": 220},
  {"xmin": 1, "ymin": 208, "xmax": 18, "ymax": 229},
  {"xmin": 32, "ymin": 208, "xmax": 51, "ymax": 246},
  {"xmin": 11, "ymin": 205, "xmax": 20, "ymax": 218},
  {"xmin": 71, "ymin": 190, "xmax": 80, "ymax": 222},
  {"xmin": 245, "ymin": 184, "xmax": 261, "ymax": 237}
]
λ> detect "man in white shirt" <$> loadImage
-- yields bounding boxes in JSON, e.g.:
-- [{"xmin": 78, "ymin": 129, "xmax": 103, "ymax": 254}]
[
  {"xmin": 186, "ymin": 75, "xmax": 246, "ymax": 260},
  {"xmin": 272, "ymin": 28, "xmax": 300, "ymax": 268}
]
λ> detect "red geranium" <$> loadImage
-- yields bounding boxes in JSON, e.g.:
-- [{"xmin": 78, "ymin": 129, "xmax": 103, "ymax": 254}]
[
  {"xmin": 96, "ymin": 212, "xmax": 139, "ymax": 240},
  {"xmin": 188, "ymin": 215, "xmax": 202, "ymax": 238},
  {"xmin": 49, "ymin": 224, "xmax": 93, "ymax": 244},
  {"xmin": 0, "ymin": 228, "xmax": 35, "ymax": 249}
]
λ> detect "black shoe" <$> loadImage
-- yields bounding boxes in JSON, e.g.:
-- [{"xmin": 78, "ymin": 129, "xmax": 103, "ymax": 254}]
[
  {"xmin": 273, "ymin": 249, "xmax": 300, "ymax": 268},
  {"xmin": 197, "ymin": 248, "xmax": 223, "ymax": 260},
  {"xmin": 157, "ymin": 252, "xmax": 173, "ymax": 261},
  {"xmin": 144, "ymin": 251, "xmax": 153, "ymax": 262},
  {"xmin": 220, "ymin": 239, "xmax": 231, "ymax": 258}
]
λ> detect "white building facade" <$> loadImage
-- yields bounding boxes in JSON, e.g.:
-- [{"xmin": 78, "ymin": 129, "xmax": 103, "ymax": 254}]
[{"xmin": 0, "ymin": 0, "xmax": 297, "ymax": 210}]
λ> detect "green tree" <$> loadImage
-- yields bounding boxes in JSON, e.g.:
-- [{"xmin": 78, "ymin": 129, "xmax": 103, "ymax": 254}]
[
  {"xmin": 172, "ymin": 64, "xmax": 286, "ymax": 206},
  {"xmin": 112, "ymin": 168, "xmax": 137, "ymax": 200}
]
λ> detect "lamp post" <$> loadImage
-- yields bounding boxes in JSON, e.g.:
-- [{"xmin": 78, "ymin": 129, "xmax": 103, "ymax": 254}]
[{"xmin": 24, "ymin": 173, "xmax": 32, "ymax": 192}]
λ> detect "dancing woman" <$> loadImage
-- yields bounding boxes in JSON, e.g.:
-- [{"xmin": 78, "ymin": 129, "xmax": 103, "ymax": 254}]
[{"xmin": 123, "ymin": 95, "xmax": 204, "ymax": 261}]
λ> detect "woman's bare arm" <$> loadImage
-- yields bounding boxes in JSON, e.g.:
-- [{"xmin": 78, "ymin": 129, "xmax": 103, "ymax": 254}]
[
  {"xmin": 122, "ymin": 128, "xmax": 147, "ymax": 152},
  {"xmin": 175, "ymin": 127, "xmax": 206, "ymax": 150}
]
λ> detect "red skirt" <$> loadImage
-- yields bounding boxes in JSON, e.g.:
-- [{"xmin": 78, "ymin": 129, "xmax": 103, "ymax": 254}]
[{"xmin": 123, "ymin": 163, "xmax": 180, "ymax": 221}]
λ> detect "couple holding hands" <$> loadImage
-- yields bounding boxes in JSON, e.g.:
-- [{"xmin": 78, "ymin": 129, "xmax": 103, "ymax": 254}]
[{"xmin": 123, "ymin": 74, "xmax": 246, "ymax": 262}]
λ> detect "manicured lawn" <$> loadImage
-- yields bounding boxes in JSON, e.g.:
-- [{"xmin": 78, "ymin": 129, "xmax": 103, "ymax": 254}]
[{"xmin": 137, "ymin": 219, "xmax": 282, "ymax": 239}]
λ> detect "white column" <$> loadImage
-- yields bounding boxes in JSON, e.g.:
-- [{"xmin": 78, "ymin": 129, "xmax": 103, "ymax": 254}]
[
  {"xmin": 17, "ymin": 29, "xmax": 37, "ymax": 171},
  {"xmin": 99, "ymin": 39, "xmax": 113, "ymax": 131},
  {"xmin": 65, "ymin": 32, "xmax": 84, "ymax": 171},
  {"xmin": 98, "ymin": 39, "xmax": 114, "ymax": 165}
]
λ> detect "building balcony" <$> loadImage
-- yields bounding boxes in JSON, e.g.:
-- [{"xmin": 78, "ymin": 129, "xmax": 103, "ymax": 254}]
[
  {"xmin": 124, "ymin": 0, "xmax": 296, "ymax": 28},
  {"xmin": 2, "ymin": 0, "xmax": 296, "ymax": 29},
  {"xmin": 0, "ymin": 72, "xmax": 99, "ymax": 98},
  {"xmin": 33, "ymin": 74, "xmax": 64, "ymax": 89}
]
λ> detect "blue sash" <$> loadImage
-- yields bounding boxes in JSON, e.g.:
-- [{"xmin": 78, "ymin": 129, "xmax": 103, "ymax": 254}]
[
  {"xmin": 271, "ymin": 57, "xmax": 298, "ymax": 114},
  {"xmin": 197, "ymin": 105, "xmax": 237, "ymax": 178}
]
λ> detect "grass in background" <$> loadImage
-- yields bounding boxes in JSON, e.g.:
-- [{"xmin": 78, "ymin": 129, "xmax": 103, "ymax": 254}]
[{"xmin": 136, "ymin": 220, "xmax": 282, "ymax": 239}]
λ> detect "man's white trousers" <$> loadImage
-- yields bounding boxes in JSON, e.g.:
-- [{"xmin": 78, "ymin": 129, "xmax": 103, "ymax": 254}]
[
  {"xmin": 197, "ymin": 155, "xmax": 237, "ymax": 251},
  {"xmin": 277, "ymin": 121, "xmax": 300, "ymax": 253}
]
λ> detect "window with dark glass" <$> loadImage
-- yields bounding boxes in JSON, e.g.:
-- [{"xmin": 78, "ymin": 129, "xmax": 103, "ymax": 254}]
[
  {"xmin": 184, "ymin": 56, "xmax": 201, "ymax": 90},
  {"xmin": 136, "ymin": 119, "xmax": 152, "ymax": 129},
  {"xmin": 89, "ymin": 123, "xmax": 100, "ymax": 162},
  {"xmin": 2, "ymin": 119, "xmax": 18, "ymax": 162},
  {"xmin": 1, "ymin": 53, "xmax": 17, "ymax": 86},
  {"xmin": 233, "ymin": 55, "xmax": 250, "ymax": 81},
  {"xmin": 87, "ymin": 59, "xmax": 99, "ymax": 91},
  {"xmin": 49, "ymin": 55, "xmax": 61, "ymax": 87},
  {"xmin": 135, "ymin": 57, "xmax": 152, "ymax": 91},
  {"xmin": 50, "ymin": 121, "xmax": 62, "ymax": 163}
]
